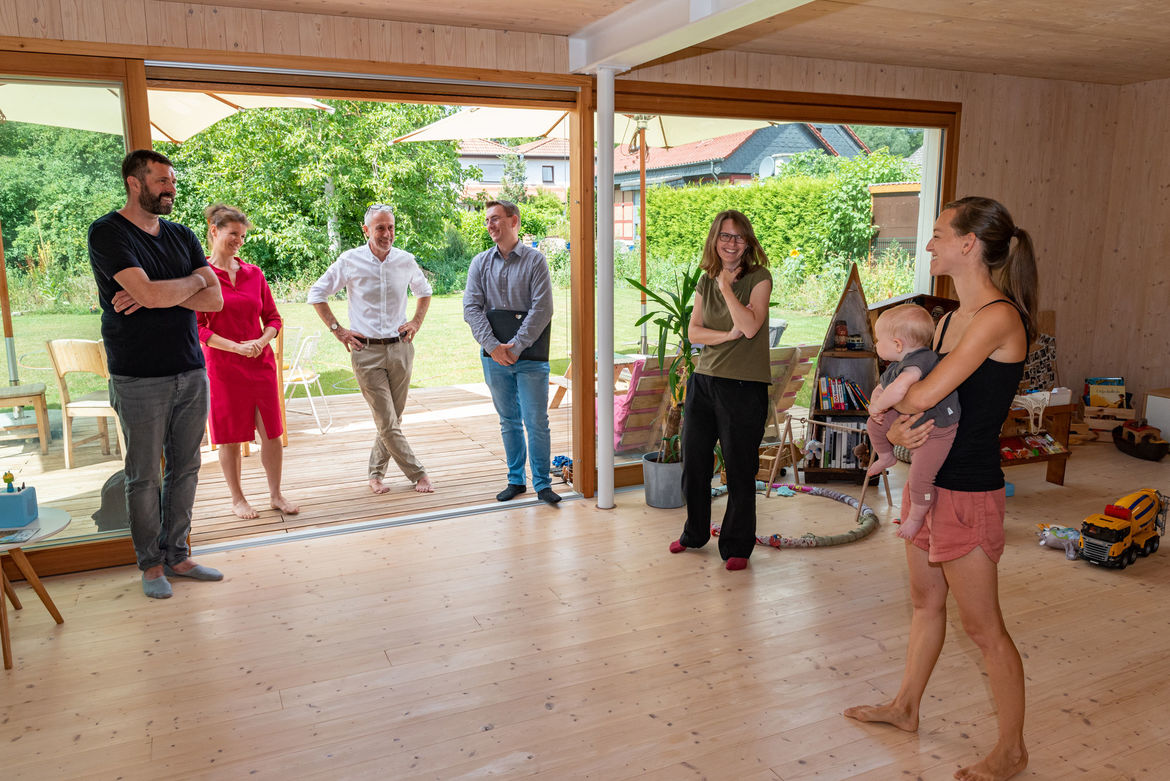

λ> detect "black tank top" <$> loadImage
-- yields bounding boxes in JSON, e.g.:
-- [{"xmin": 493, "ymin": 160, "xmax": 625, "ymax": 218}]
[{"xmin": 933, "ymin": 300, "xmax": 1026, "ymax": 492}]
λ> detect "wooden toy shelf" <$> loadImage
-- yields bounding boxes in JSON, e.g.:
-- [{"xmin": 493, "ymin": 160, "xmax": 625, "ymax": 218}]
[{"xmin": 1000, "ymin": 403, "xmax": 1073, "ymax": 485}]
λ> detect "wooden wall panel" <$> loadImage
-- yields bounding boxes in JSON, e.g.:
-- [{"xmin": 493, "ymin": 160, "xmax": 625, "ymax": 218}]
[
  {"xmin": 626, "ymin": 50, "xmax": 1141, "ymax": 398},
  {"xmin": 1097, "ymin": 79, "xmax": 1170, "ymax": 395},
  {"xmin": 99, "ymin": 0, "xmax": 144, "ymax": 43},
  {"xmin": 223, "ymin": 5, "xmax": 263, "ymax": 53},
  {"xmin": 60, "ymin": 0, "xmax": 105, "ymax": 41},
  {"xmin": 0, "ymin": 0, "xmax": 574, "ymax": 73},
  {"xmin": 15, "ymin": 0, "xmax": 62, "ymax": 38},
  {"xmin": 0, "ymin": 0, "xmax": 16, "ymax": 36}
]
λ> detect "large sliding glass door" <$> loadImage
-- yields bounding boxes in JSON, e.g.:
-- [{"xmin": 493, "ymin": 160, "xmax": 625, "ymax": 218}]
[{"xmin": 0, "ymin": 53, "xmax": 150, "ymax": 575}]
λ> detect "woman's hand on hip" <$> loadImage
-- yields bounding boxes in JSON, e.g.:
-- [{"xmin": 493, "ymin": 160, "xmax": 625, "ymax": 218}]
[{"xmin": 886, "ymin": 412, "xmax": 934, "ymax": 449}]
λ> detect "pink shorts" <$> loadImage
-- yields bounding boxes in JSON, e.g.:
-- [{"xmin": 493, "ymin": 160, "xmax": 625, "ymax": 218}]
[{"xmin": 902, "ymin": 486, "xmax": 1006, "ymax": 563}]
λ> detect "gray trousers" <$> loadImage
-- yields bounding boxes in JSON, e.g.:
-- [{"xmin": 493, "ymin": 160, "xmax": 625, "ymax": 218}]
[
  {"xmin": 351, "ymin": 341, "xmax": 425, "ymax": 482},
  {"xmin": 109, "ymin": 369, "xmax": 209, "ymax": 571}
]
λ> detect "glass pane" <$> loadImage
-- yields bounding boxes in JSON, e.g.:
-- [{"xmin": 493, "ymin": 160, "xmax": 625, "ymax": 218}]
[
  {"xmin": 609, "ymin": 115, "xmax": 935, "ymax": 467},
  {"xmin": 0, "ymin": 78, "xmax": 129, "ymax": 549},
  {"xmin": 129, "ymin": 99, "xmax": 578, "ymax": 546}
]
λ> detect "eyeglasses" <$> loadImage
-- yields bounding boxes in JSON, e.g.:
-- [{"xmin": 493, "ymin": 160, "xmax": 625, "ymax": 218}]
[
  {"xmin": 364, "ymin": 203, "xmax": 394, "ymax": 220},
  {"xmin": 717, "ymin": 232, "xmax": 746, "ymax": 245}
]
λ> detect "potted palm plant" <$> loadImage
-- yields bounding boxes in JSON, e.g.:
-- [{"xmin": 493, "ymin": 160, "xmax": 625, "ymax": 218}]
[{"xmin": 626, "ymin": 267, "xmax": 701, "ymax": 508}]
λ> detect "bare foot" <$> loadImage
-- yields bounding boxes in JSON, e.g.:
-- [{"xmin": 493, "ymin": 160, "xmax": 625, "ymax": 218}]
[
  {"xmin": 955, "ymin": 744, "xmax": 1028, "ymax": 781},
  {"xmin": 369, "ymin": 478, "xmax": 391, "ymax": 495},
  {"xmin": 842, "ymin": 702, "xmax": 919, "ymax": 732},
  {"xmin": 270, "ymin": 494, "xmax": 300, "ymax": 515},
  {"xmin": 897, "ymin": 516, "xmax": 925, "ymax": 540},
  {"xmin": 414, "ymin": 474, "xmax": 434, "ymax": 493},
  {"xmin": 232, "ymin": 499, "xmax": 259, "ymax": 519},
  {"xmin": 866, "ymin": 451, "xmax": 897, "ymax": 477}
]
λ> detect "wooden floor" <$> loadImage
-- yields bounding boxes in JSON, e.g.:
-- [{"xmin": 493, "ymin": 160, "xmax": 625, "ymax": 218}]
[
  {"xmin": 3, "ymin": 438, "xmax": 1169, "ymax": 779},
  {"xmin": 2, "ymin": 385, "xmax": 577, "ymax": 547}
]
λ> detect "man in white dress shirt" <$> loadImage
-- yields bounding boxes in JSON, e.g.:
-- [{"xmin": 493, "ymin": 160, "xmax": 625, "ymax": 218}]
[{"xmin": 308, "ymin": 204, "xmax": 434, "ymax": 494}]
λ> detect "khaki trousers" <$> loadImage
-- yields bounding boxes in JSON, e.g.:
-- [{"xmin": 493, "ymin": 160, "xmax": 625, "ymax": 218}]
[{"xmin": 351, "ymin": 341, "xmax": 425, "ymax": 482}]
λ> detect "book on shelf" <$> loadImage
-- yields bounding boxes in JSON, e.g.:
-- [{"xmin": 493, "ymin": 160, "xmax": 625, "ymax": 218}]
[
  {"xmin": 818, "ymin": 377, "xmax": 869, "ymax": 413},
  {"xmin": 1083, "ymin": 376, "xmax": 1126, "ymax": 408},
  {"xmin": 819, "ymin": 419, "xmax": 868, "ymax": 468}
]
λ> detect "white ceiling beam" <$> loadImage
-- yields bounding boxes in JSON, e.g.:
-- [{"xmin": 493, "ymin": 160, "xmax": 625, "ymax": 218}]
[{"xmin": 569, "ymin": 0, "xmax": 813, "ymax": 74}]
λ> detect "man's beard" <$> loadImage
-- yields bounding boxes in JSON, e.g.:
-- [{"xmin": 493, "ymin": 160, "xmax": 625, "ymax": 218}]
[{"xmin": 139, "ymin": 188, "xmax": 174, "ymax": 215}]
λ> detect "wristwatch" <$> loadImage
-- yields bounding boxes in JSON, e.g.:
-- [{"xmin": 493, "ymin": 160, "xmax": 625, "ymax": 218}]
[{"xmin": 330, "ymin": 322, "xmax": 341, "ymax": 332}]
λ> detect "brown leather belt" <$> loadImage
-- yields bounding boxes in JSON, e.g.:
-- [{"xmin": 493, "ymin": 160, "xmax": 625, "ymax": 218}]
[{"xmin": 361, "ymin": 336, "xmax": 401, "ymax": 345}]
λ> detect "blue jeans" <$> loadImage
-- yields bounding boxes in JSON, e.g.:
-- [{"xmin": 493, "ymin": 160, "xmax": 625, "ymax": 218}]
[
  {"xmin": 481, "ymin": 356, "xmax": 552, "ymax": 492},
  {"xmin": 110, "ymin": 369, "xmax": 209, "ymax": 571}
]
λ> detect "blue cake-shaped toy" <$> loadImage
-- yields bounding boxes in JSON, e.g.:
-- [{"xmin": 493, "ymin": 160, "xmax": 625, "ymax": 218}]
[{"xmin": 0, "ymin": 470, "xmax": 38, "ymax": 528}]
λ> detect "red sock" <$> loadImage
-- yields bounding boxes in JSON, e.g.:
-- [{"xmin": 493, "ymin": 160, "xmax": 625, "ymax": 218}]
[
  {"xmin": 725, "ymin": 557, "xmax": 748, "ymax": 571},
  {"xmin": 669, "ymin": 539, "xmax": 687, "ymax": 554}
]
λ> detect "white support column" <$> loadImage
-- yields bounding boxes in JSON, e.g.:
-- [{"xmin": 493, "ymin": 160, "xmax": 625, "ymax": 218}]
[
  {"xmin": 596, "ymin": 66, "xmax": 619, "ymax": 510},
  {"xmin": 915, "ymin": 128, "xmax": 944, "ymax": 295}
]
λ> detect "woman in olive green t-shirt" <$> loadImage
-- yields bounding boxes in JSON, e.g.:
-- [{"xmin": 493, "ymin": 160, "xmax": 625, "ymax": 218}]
[{"xmin": 668, "ymin": 210, "xmax": 773, "ymax": 571}]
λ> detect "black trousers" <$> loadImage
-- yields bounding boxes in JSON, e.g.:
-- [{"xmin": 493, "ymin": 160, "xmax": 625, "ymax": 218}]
[{"xmin": 677, "ymin": 373, "xmax": 769, "ymax": 560}]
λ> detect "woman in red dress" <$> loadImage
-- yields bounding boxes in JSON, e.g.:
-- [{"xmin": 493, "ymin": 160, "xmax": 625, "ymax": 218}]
[{"xmin": 199, "ymin": 204, "xmax": 298, "ymax": 519}]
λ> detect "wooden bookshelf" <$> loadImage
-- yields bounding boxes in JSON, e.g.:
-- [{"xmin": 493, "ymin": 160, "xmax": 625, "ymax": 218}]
[{"xmin": 805, "ymin": 264, "xmax": 880, "ymax": 484}]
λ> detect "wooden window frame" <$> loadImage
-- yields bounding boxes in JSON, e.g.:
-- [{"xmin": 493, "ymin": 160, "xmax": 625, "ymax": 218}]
[
  {"xmin": 0, "ymin": 41, "xmax": 958, "ymax": 569},
  {"xmin": 608, "ymin": 78, "xmax": 960, "ymax": 490},
  {"xmin": 0, "ymin": 44, "xmax": 597, "ymax": 575}
]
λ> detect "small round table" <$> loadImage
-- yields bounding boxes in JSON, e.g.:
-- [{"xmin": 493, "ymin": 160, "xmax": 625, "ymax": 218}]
[{"xmin": 1, "ymin": 508, "xmax": 72, "ymax": 670}]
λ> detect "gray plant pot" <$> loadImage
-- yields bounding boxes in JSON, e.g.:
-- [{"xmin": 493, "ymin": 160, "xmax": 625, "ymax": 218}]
[{"xmin": 642, "ymin": 452, "xmax": 684, "ymax": 508}]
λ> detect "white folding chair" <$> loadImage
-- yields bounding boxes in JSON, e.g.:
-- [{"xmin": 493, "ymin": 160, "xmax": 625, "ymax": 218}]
[{"xmin": 282, "ymin": 333, "xmax": 331, "ymax": 433}]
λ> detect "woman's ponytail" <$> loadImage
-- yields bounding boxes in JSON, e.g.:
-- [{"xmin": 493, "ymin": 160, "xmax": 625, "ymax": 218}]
[{"xmin": 943, "ymin": 196, "xmax": 1038, "ymax": 342}]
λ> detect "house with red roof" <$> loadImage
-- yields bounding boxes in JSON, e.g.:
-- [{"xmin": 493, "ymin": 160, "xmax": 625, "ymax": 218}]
[
  {"xmin": 613, "ymin": 123, "xmax": 868, "ymax": 241},
  {"xmin": 457, "ymin": 138, "xmax": 520, "ymax": 202},
  {"xmin": 459, "ymin": 137, "xmax": 569, "ymax": 203}
]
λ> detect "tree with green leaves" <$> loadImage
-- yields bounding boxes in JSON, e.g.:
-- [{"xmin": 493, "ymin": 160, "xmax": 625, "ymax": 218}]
[
  {"xmin": 498, "ymin": 153, "xmax": 529, "ymax": 205},
  {"xmin": 849, "ymin": 125, "xmax": 924, "ymax": 158},
  {"xmin": 0, "ymin": 122, "xmax": 125, "ymax": 274},
  {"xmin": 159, "ymin": 100, "xmax": 467, "ymax": 285}
]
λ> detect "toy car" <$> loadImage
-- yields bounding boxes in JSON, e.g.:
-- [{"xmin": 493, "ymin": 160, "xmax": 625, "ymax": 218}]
[{"xmin": 1079, "ymin": 489, "xmax": 1168, "ymax": 569}]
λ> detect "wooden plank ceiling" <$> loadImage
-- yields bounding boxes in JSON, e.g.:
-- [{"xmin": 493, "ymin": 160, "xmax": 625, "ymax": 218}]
[
  {"xmin": 197, "ymin": 0, "xmax": 1170, "ymax": 85},
  {"xmin": 698, "ymin": 0, "xmax": 1170, "ymax": 85},
  {"xmin": 193, "ymin": 0, "xmax": 640, "ymax": 36}
]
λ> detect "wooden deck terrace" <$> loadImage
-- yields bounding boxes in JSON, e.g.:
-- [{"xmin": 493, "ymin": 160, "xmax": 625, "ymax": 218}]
[{"xmin": 1, "ymin": 385, "xmax": 577, "ymax": 549}]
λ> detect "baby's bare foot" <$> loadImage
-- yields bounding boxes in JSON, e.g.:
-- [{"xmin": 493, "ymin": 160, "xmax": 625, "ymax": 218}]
[
  {"xmin": 897, "ymin": 517, "xmax": 925, "ymax": 540},
  {"xmin": 866, "ymin": 452, "xmax": 897, "ymax": 477},
  {"xmin": 369, "ymin": 478, "xmax": 390, "ymax": 495},
  {"xmin": 414, "ymin": 475, "xmax": 434, "ymax": 493}
]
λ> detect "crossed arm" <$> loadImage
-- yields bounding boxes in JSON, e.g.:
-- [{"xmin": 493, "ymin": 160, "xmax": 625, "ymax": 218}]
[
  {"xmin": 687, "ymin": 275, "xmax": 772, "ymax": 346},
  {"xmin": 112, "ymin": 266, "xmax": 223, "ymax": 313}
]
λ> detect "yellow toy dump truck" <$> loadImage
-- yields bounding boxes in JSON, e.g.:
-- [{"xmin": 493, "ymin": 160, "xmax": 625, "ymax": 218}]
[{"xmin": 1079, "ymin": 489, "xmax": 1168, "ymax": 569}]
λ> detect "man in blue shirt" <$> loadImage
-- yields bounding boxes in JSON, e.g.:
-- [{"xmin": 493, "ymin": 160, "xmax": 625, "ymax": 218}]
[{"xmin": 463, "ymin": 200, "xmax": 560, "ymax": 505}]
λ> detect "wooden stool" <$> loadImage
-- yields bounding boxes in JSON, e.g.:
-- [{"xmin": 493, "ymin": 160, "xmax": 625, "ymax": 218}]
[{"xmin": 0, "ymin": 383, "xmax": 50, "ymax": 454}]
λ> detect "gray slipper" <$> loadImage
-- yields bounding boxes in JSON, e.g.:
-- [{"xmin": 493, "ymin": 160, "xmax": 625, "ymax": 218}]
[
  {"xmin": 164, "ymin": 564, "xmax": 224, "ymax": 581},
  {"xmin": 142, "ymin": 573, "xmax": 173, "ymax": 599}
]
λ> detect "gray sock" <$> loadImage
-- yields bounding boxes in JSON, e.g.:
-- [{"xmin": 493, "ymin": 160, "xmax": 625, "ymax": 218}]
[{"xmin": 142, "ymin": 573, "xmax": 172, "ymax": 599}]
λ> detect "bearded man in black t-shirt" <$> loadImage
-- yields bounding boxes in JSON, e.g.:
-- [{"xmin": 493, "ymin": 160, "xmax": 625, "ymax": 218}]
[{"xmin": 88, "ymin": 149, "xmax": 225, "ymax": 599}]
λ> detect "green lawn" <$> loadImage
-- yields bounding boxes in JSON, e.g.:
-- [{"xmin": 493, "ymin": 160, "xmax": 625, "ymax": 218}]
[{"xmin": 8, "ymin": 287, "xmax": 829, "ymax": 409}]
